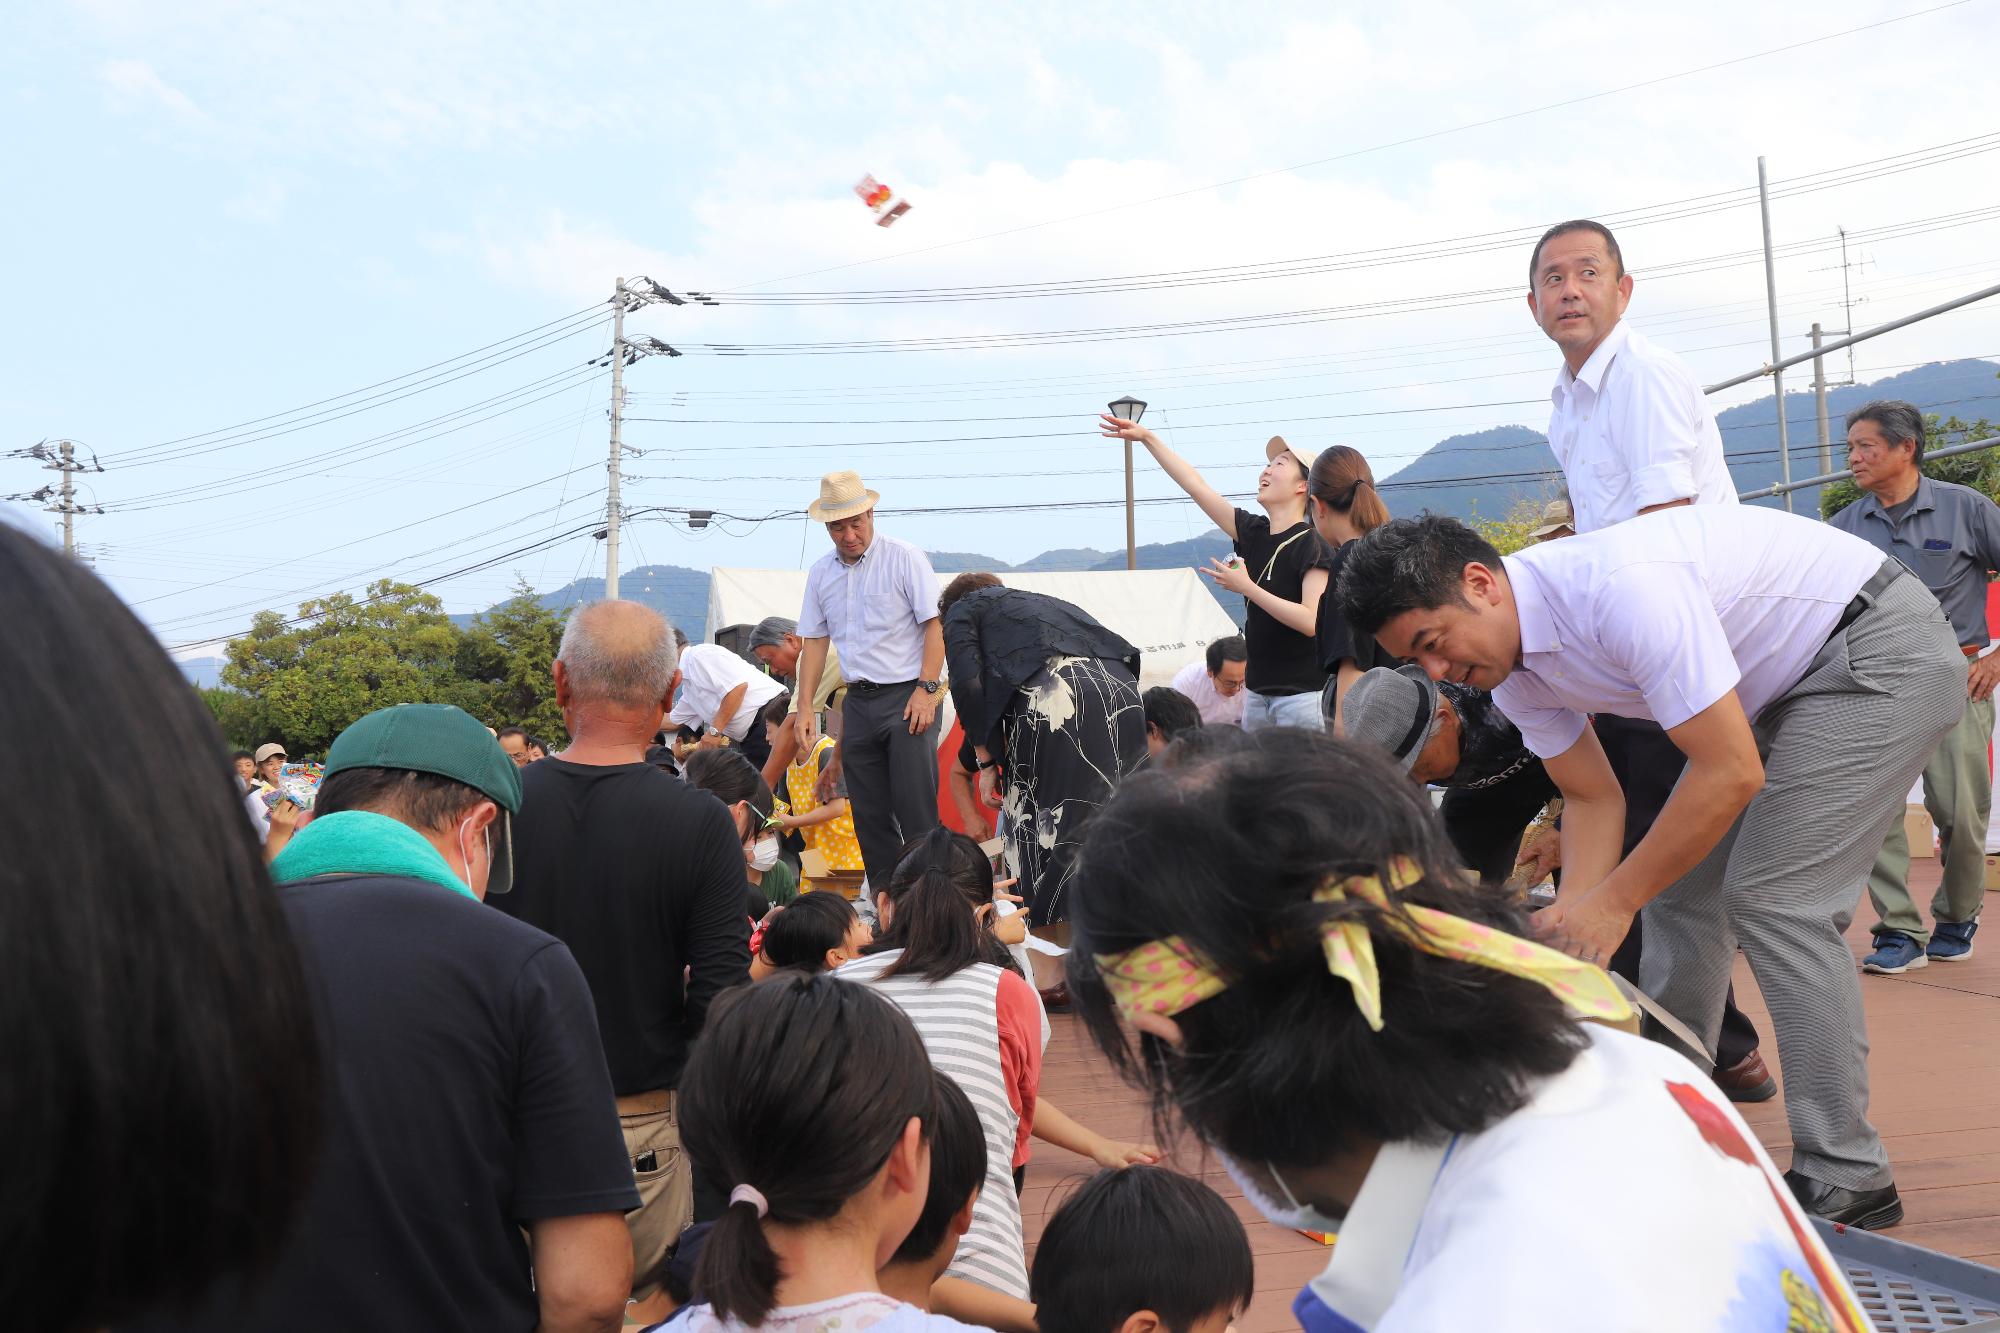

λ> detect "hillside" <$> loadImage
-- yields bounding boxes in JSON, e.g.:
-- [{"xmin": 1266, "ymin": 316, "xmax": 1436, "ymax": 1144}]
[
  {"xmin": 451, "ymin": 356, "xmax": 1998, "ymax": 644},
  {"xmin": 1377, "ymin": 356, "xmax": 2000, "ymax": 520}
]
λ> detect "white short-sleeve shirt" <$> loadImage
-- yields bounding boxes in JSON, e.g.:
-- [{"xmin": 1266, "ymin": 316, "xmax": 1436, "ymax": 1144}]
[
  {"xmin": 1492, "ymin": 505, "xmax": 1884, "ymax": 758},
  {"xmin": 796, "ymin": 532, "xmax": 940, "ymax": 685},
  {"xmin": 667, "ymin": 643, "xmax": 786, "ymax": 740},
  {"xmin": 1548, "ymin": 322, "xmax": 1738, "ymax": 534}
]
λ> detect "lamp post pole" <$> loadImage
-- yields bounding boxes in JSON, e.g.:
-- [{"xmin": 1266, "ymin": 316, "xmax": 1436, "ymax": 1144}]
[{"xmin": 1107, "ymin": 396, "xmax": 1148, "ymax": 571}]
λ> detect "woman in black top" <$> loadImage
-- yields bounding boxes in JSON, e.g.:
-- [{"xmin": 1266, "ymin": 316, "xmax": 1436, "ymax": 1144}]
[
  {"xmin": 1098, "ymin": 415, "xmax": 1332, "ymax": 730},
  {"xmin": 1305, "ymin": 445, "xmax": 1396, "ymax": 730},
  {"xmin": 938, "ymin": 573, "xmax": 1146, "ymax": 962}
]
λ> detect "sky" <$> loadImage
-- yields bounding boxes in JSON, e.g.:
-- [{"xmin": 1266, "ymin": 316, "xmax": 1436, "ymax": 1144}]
[{"xmin": 5, "ymin": 0, "xmax": 2000, "ymax": 655}]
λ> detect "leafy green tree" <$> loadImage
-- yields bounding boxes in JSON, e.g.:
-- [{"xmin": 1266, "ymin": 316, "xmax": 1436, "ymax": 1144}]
[
  {"xmin": 458, "ymin": 579, "xmax": 571, "ymax": 741},
  {"xmin": 1469, "ymin": 493, "xmax": 1558, "ymax": 557},
  {"xmin": 1820, "ymin": 415, "xmax": 2000, "ymax": 519},
  {"xmin": 200, "ymin": 686, "xmax": 272, "ymax": 751},
  {"xmin": 220, "ymin": 581, "xmax": 481, "ymax": 755}
]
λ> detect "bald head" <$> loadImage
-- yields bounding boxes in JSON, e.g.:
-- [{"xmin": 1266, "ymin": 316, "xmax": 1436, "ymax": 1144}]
[{"xmin": 556, "ymin": 601, "xmax": 680, "ymax": 707}]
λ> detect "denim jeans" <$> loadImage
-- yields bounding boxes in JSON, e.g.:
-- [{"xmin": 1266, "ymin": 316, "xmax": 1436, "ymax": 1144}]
[{"xmin": 1240, "ymin": 690, "xmax": 1326, "ymax": 732}]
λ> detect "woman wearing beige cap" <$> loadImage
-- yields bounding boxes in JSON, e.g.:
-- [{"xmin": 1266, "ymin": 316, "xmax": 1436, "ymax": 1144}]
[{"xmin": 1098, "ymin": 416, "xmax": 1333, "ymax": 730}]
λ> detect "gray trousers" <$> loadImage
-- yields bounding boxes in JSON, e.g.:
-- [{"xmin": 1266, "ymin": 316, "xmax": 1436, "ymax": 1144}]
[
  {"xmin": 840, "ymin": 682, "xmax": 942, "ymax": 890},
  {"xmin": 1639, "ymin": 572, "xmax": 1965, "ymax": 1190},
  {"xmin": 1868, "ymin": 691, "xmax": 1994, "ymax": 946}
]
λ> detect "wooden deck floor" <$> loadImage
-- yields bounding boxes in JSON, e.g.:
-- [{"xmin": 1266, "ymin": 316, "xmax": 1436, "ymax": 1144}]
[{"xmin": 1022, "ymin": 859, "xmax": 2000, "ymax": 1333}]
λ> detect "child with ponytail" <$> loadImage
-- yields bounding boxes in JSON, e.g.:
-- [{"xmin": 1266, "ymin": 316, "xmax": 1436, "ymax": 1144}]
[{"xmin": 660, "ymin": 972, "xmax": 986, "ymax": 1333}]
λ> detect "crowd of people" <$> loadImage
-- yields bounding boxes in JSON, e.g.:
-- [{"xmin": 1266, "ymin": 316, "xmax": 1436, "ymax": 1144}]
[{"xmin": 15, "ymin": 215, "xmax": 1998, "ymax": 1333}]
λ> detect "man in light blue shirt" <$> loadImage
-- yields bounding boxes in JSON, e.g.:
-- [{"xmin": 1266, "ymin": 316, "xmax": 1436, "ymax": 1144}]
[{"xmin": 793, "ymin": 470, "xmax": 945, "ymax": 889}]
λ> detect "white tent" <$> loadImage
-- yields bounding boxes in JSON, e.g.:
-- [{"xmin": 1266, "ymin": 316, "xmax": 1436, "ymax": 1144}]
[{"xmin": 705, "ymin": 566, "xmax": 1238, "ymax": 690}]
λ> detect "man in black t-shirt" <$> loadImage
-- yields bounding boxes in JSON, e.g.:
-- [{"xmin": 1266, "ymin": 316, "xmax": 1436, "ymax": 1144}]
[
  {"xmin": 498, "ymin": 601, "xmax": 752, "ymax": 1324},
  {"xmin": 139, "ymin": 703, "xmax": 640, "ymax": 1333},
  {"xmin": 1099, "ymin": 415, "xmax": 1333, "ymax": 729}
]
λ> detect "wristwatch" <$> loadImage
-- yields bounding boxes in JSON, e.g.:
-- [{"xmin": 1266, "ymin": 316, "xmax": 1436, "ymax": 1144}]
[{"xmin": 920, "ymin": 679, "xmax": 942, "ymax": 694}]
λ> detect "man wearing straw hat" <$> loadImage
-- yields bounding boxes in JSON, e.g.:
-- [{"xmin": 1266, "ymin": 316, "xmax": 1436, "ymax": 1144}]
[
  {"xmin": 793, "ymin": 470, "xmax": 945, "ymax": 891},
  {"xmin": 1528, "ymin": 496, "xmax": 1575, "ymax": 542}
]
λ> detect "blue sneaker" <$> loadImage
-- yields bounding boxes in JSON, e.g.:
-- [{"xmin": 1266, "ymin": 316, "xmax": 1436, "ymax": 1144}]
[
  {"xmin": 1929, "ymin": 920, "xmax": 1978, "ymax": 962},
  {"xmin": 1863, "ymin": 933, "xmax": 1928, "ymax": 974}
]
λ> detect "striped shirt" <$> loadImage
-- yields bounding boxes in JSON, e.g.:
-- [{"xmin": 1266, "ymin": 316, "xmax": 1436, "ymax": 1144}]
[{"xmin": 838, "ymin": 950, "xmax": 1042, "ymax": 1300}]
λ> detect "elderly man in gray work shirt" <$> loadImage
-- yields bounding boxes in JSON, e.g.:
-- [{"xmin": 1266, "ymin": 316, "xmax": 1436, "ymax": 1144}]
[{"xmin": 1830, "ymin": 399, "xmax": 2000, "ymax": 976}]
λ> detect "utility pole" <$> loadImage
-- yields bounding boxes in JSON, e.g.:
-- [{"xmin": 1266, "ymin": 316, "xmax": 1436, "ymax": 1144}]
[
  {"xmin": 1756, "ymin": 157, "xmax": 1794, "ymax": 512},
  {"xmin": 7, "ymin": 439, "xmax": 104, "ymax": 558},
  {"xmin": 1810, "ymin": 323, "xmax": 1831, "ymax": 476},
  {"xmin": 58, "ymin": 440, "xmax": 75, "ymax": 557},
  {"xmin": 607, "ymin": 278, "xmax": 627, "ymax": 600},
  {"xmin": 596, "ymin": 277, "xmax": 686, "ymax": 600}
]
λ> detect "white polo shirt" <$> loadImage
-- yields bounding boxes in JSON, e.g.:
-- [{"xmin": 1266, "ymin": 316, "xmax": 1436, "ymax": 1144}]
[
  {"xmin": 1548, "ymin": 322, "xmax": 1738, "ymax": 534},
  {"xmin": 667, "ymin": 643, "xmax": 787, "ymax": 741},
  {"xmin": 1170, "ymin": 658, "xmax": 1245, "ymax": 727},
  {"xmin": 797, "ymin": 533, "xmax": 940, "ymax": 685},
  {"xmin": 1493, "ymin": 505, "xmax": 1884, "ymax": 758}
]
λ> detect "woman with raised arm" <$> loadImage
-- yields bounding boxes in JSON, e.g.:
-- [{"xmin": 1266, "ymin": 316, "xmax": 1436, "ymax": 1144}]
[{"xmin": 1099, "ymin": 414, "xmax": 1333, "ymax": 730}]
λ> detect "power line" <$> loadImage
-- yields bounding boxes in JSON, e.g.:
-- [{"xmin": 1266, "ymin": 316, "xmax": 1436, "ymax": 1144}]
[
  {"xmin": 704, "ymin": 136, "xmax": 2000, "ymax": 306},
  {"xmin": 709, "ymin": 0, "xmax": 1977, "ymax": 293},
  {"xmin": 105, "ymin": 303, "xmax": 610, "ymax": 464},
  {"xmin": 660, "ymin": 207, "xmax": 2000, "ymax": 356}
]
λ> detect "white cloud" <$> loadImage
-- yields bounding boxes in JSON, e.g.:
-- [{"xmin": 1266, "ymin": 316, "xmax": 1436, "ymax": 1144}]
[
  {"xmin": 223, "ymin": 176, "xmax": 290, "ymax": 223},
  {"xmin": 98, "ymin": 58, "xmax": 205, "ymax": 121}
]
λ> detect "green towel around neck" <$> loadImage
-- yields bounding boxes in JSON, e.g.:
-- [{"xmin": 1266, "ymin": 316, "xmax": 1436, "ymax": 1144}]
[{"xmin": 270, "ymin": 809, "xmax": 475, "ymax": 901}]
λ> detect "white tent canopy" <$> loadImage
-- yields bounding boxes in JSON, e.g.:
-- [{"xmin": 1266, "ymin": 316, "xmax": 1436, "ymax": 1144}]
[{"xmin": 705, "ymin": 566, "xmax": 1239, "ymax": 690}]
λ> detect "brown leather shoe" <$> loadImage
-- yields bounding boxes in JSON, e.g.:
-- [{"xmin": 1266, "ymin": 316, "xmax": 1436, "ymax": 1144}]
[
  {"xmin": 1713, "ymin": 1049, "xmax": 1777, "ymax": 1103},
  {"xmin": 1038, "ymin": 982, "xmax": 1071, "ymax": 1012}
]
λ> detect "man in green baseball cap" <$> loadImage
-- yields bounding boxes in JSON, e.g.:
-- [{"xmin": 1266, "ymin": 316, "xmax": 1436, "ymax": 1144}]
[
  {"xmin": 272, "ymin": 702, "xmax": 523, "ymax": 898},
  {"xmin": 182, "ymin": 701, "xmax": 644, "ymax": 1331}
]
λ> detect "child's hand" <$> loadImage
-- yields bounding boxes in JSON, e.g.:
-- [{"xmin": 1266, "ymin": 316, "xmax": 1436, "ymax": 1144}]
[{"xmin": 1090, "ymin": 1138, "xmax": 1163, "ymax": 1169}]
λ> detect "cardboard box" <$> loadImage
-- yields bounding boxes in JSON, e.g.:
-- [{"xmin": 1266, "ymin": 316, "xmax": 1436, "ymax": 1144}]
[
  {"xmin": 1984, "ymin": 855, "xmax": 2000, "ymax": 892},
  {"xmin": 798, "ymin": 848, "xmax": 866, "ymax": 901},
  {"xmin": 1906, "ymin": 806, "xmax": 1937, "ymax": 859}
]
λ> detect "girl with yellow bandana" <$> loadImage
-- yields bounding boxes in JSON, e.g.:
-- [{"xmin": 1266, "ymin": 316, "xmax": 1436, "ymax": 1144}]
[{"xmin": 1065, "ymin": 728, "xmax": 1867, "ymax": 1333}]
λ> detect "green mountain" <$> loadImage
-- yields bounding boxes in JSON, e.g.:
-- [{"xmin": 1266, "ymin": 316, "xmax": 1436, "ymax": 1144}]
[{"xmin": 466, "ymin": 357, "xmax": 1998, "ymax": 639}]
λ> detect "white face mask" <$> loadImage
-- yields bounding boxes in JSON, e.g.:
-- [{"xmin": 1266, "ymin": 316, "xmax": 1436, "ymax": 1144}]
[
  {"xmin": 748, "ymin": 836, "xmax": 781, "ymax": 873},
  {"xmin": 457, "ymin": 816, "xmax": 491, "ymax": 890},
  {"xmin": 1216, "ymin": 1148, "xmax": 1348, "ymax": 1235}
]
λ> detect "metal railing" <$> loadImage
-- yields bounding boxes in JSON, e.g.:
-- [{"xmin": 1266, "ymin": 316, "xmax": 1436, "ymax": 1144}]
[{"xmin": 1738, "ymin": 431, "xmax": 2000, "ymax": 502}]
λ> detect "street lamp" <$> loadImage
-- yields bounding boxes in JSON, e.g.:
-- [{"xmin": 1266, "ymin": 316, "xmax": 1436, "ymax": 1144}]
[{"xmin": 1107, "ymin": 396, "xmax": 1147, "ymax": 570}]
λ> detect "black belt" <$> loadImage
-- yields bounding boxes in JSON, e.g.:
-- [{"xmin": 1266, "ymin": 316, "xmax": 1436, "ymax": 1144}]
[
  {"xmin": 1826, "ymin": 559, "xmax": 1908, "ymax": 644},
  {"xmin": 850, "ymin": 678, "xmax": 918, "ymax": 693}
]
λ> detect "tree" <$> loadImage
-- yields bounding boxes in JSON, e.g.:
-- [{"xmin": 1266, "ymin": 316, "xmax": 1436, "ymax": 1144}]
[
  {"xmin": 1469, "ymin": 493, "xmax": 1556, "ymax": 557},
  {"xmin": 458, "ymin": 579, "xmax": 570, "ymax": 741},
  {"xmin": 200, "ymin": 686, "xmax": 271, "ymax": 751},
  {"xmin": 220, "ymin": 581, "xmax": 482, "ymax": 755},
  {"xmin": 1820, "ymin": 415, "xmax": 2000, "ymax": 519}
]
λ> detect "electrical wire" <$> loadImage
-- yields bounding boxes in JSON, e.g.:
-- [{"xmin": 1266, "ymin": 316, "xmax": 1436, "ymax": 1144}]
[
  {"xmin": 707, "ymin": 136, "xmax": 2000, "ymax": 306},
  {"xmin": 105, "ymin": 304, "xmax": 611, "ymax": 464},
  {"xmin": 710, "ymin": 1, "xmax": 1978, "ymax": 293}
]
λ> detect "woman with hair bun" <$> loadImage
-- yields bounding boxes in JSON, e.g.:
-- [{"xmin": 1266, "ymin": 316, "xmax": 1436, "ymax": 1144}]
[
  {"xmin": 1065, "ymin": 729, "xmax": 1868, "ymax": 1332},
  {"xmin": 1305, "ymin": 445, "xmax": 1397, "ymax": 729},
  {"xmin": 663, "ymin": 973, "xmax": 985, "ymax": 1333}
]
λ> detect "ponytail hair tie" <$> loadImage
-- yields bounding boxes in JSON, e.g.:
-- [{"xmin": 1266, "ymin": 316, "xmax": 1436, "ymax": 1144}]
[{"xmin": 729, "ymin": 1184, "xmax": 769, "ymax": 1218}]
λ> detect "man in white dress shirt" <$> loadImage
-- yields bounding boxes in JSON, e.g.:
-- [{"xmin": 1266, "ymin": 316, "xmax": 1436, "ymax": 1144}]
[
  {"xmin": 1169, "ymin": 635, "xmax": 1247, "ymax": 728},
  {"xmin": 1340, "ymin": 506, "xmax": 1965, "ymax": 1229},
  {"xmin": 667, "ymin": 642, "xmax": 787, "ymax": 771},
  {"xmin": 1527, "ymin": 218, "xmax": 1775, "ymax": 1102},
  {"xmin": 1531, "ymin": 219, "xmax": 1736, "ymax": 531},
  {"xmin": 793, "ymin": 470, "xmax": 945, "ymax": 890}
]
